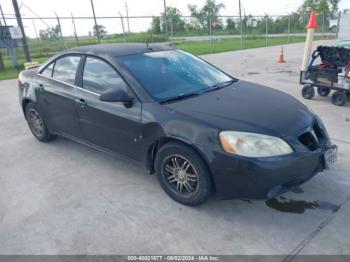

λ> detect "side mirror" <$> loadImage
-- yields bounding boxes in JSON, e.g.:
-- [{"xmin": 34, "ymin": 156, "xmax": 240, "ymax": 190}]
[{"xmin": 100, "ymin": 88, "xmax": 133, "ymax": 106}]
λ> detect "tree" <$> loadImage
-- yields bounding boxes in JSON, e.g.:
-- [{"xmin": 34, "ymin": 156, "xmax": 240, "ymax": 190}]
[
  {"xmin": 301, "ymin": 0, "xmax": 321, "ymax": 11},
  {"xmin": 93, "ymin": 24, "xmax": 107, "ymax": 38},
  {"xmin": 300, "ymin": 0, "xmax": 342, "ymax": 18},
  {"xmin": 161, "ymin": 7, "xmax": 185, "ymax": 33},
  {"xmin": 319, "ymin": 0, "xmax": 331, "ymax": 15},
  {"xmin": 188, "ymin": 0, "xmax": 225, "ymax": 29},
  {"xmin": 226, "ymin": 18, "xmax": 236, "ymax": 30},
  {"xmin": 39, "ymin": 25, "xmax": 60, "ymax": 40},
  {"xmin": 328, "ymin": 0, "xmax": 341, "ymax": 17},
  {"xmin": 151, "ymin": 17, "xmax": 161, "ymax": 33}
]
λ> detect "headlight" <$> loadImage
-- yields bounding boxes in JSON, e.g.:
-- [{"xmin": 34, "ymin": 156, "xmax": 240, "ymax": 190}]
[{"xmin": 219, "ymin": 131, "xmax": 293, "ymax": 157}]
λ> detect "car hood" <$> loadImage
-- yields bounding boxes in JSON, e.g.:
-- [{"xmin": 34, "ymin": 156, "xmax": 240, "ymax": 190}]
[{"xmin": 164, "ymin": 80, "xmax": 313, "ymax": 137}]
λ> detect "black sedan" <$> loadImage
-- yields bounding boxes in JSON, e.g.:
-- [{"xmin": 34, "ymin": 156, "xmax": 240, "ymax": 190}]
[{"xmin": 18, "ymin": 43, "xmax": 337, "ymax": 206}]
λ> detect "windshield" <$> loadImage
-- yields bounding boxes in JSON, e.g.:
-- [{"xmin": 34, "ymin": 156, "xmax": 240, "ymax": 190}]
[{"xmin": 118, "ymin": 50, "xmax": 234, "ymax": 102}]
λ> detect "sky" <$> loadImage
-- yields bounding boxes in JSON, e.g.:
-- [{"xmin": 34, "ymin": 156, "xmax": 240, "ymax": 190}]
[{"xmin": 1, "ymin": 0, "xmax": 350, "ymax": 37}]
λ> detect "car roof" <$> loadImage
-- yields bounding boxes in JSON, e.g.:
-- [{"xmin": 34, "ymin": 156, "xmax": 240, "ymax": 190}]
[{"xmin": 66, "ymin": 43, "xmax": 174, "ymax": 57}]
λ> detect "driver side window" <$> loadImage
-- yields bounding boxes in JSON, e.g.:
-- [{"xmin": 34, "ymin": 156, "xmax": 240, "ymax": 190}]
[{"xmin": 83, "ymin": 57, "xmax": 128, "ymax": 94}]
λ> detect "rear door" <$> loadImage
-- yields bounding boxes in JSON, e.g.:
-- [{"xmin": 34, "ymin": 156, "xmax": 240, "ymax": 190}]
[
  {"xmin": 75, "ymin": 56, "xmax": 143, "ymax": 161},
  {"xmin": 38, "ymin": 55, "xmax": 83, "ymax": 139}
]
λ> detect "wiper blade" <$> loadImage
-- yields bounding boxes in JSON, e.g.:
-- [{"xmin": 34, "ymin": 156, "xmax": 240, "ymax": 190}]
[
  {"xmin": 159, "ymin": 92, "xmax": 200, "ymax": 104},
  {"xmin": 211, "ymin": 79, "xmax": 236, "ymax": 89},
  {"xmin": 199, "ymin": 79, "xmax": 237, "ymax": 95},
  {"xmin": 159, "ymin": 79, "xmax": 237, "ymax": 104}
]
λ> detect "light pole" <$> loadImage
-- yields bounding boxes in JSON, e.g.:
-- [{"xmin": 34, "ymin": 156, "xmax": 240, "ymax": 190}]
[{"xmin": 12, "ymin": 0, "xmax": 31, "ymax": 62}]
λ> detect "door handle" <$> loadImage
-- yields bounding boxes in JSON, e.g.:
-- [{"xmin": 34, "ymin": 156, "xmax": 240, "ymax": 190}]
[
  {"xmin": 75, "ymin": 98, "xmax": 87, "ymax": 107},
  {"xmin": 37, "ymin": 83, "xmax": 45, "ymax": 92}
]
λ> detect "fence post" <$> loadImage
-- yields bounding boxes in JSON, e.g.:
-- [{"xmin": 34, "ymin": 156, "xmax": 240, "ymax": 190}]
[
  {"xmin": 163, "ymin": 0, "xmax": 168, "ymax": 40},
  {"xmin": 0, "ymin": 50, "xmax": 4, "ymax": 70},
  {"xmin": 90, "ymin": 0, "xmax": 100, "ymax": 43},
  {"xmin": 287, "ymin": 14, "xmax": 291, "ymax": 43},
  {"xmin": 8, "ymin": 47, "xmax": 18, "ymax": 68},
  {"xmin": 125, "ymin": 1, "xmax": 130, "ymax": 34},
  {"xmin": 170, "ymin": 17, "xmax": 173, "ymax": 45},
  {"xmin": 0, "ymin": 15, "xmax": 4, "ymax": 70},
  {"xmin": 55, "ymin": 12, "xmax": 66, "ymax": 50},
  {"xmin": 32, "ymin": 19, "xmax": 39, "ymax": 40},
  {"xmin": 209, "ymin": 16, "xmax": 212, "ymax": 53},
  {"xmin": 119, "ymin": 12, "xmax": 127, "ymax": 43},
  {"xmin": 239, "ymin": 0, "xmax": 243, "ymax": 49},
  {"xmin": 71, "ymin": 13, "xmax": 79, "ymax": 46},
  {"xmin": 336, "ymin": 11, "xmax": 341, "ymax": 39},
  {"xmin": 265, "ymin": 15, "xmax": 268, "ymax": 47},
  {"xmin": 322, "ymin": 12, "xmax": 325, "ymax": 36}
]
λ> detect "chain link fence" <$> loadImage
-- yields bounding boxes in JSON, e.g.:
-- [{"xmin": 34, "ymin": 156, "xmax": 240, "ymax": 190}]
[{"xmin": 0, "ymin": 12, "xmax": 337, "ymax": 72}]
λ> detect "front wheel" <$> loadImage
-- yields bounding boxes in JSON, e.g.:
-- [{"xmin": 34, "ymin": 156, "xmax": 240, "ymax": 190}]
[
  {"xmin": 155, "ymin": 142, "xmax": 212, "ymax": 206},
  {"xmin": 25, "ymin": 102, "xmax": 57, "ymax": 142}
]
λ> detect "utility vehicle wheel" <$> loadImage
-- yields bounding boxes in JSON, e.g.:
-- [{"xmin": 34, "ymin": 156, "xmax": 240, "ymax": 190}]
[
  {"xmin": 331, "ymin": 91, "xmax": 347, "ymax": 106},
  {"xmin": 302, "ymin": 85, "xmax": 315, "ymax": 100},
  {"xmin": 317, "ymin": 86, "xmax": 330, "ymax": 97}
]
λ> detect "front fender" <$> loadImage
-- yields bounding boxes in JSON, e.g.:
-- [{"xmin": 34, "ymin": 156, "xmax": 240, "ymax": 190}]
[{"xmin": 140, "ymin": 102, "xmax": 221, "ymax": 175}]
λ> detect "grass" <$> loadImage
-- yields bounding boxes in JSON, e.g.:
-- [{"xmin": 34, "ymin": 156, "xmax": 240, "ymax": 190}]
[
  {"xmin": 0, "ymin": 56, "xmax": 48, "ymax": 81},
  {"xmin": 174, "ymin": 35, "xmax": 333, "ymax": 55},
  {"xmin": 0, "ymin": 35, "xmax": 334, "ymax": 81}
]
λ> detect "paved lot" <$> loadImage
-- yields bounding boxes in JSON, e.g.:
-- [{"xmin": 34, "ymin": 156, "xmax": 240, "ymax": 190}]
[{"xmin": 0, "ymin": 40, "xmax": 349, "ymax": 256}]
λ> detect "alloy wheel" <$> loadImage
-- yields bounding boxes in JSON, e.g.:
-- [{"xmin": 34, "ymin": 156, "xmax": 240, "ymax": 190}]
[
  {"xmin": 162, "ymin": 154, "xmax": 199, "ymax": 195},
  {"xmin": 28, "ymin": 109, "xmax": 45, "ymax": 138}
]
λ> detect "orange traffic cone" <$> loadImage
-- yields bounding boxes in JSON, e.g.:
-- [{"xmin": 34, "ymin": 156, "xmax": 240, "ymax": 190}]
[{"xmin": 278, "ymin": 46, "xmax": 286, "ymax": 63}]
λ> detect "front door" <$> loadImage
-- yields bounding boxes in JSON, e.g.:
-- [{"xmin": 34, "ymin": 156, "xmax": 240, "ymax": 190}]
[{"xmin": 75, "ymin": 56, "xmax": 142, "ymax": 161}]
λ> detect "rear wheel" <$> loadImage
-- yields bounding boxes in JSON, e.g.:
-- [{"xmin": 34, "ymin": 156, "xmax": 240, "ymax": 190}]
[
  {"xmin": 25, "ymin": 102, "xmax": 57, "ymax": 142},
  {"xmin": 331, "ymin": 91, "xmax": 347, "ymax": 106},
  {"xmin": 317, "ymin": 86, "xmax": 331, "ymax": 97},
  {"xmin": 302, "ymin": 85, "xmax": 315, "ymax": 100},
  {"xmin": 155, "ymin": 142, "xmax": 212, "ymax": 206}
]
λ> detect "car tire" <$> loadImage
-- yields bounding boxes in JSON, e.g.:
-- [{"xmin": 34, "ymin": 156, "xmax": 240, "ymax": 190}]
[
  {"xmin": 317, "ymin": 86, "xmax": 330, "ymax": 97},
  {"xmin": 331, "ymin": 91, "xmax": 347, "ymax": 106},
  {"xmin": 155, "ymin": 142, "xmax": 212, "ymax": 206},
  {"xmin": 302, "ymin": 85, "xmax": 315, "ymax": 100},
  {"xmin": 25, "ymin": 102, "xmax": 57, "ymax": 142}
]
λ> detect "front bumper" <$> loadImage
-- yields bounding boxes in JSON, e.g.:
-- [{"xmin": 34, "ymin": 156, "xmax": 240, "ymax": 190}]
[{"xmin": 210, "ymin": 144, "xmax": 334, "ymax": 200}]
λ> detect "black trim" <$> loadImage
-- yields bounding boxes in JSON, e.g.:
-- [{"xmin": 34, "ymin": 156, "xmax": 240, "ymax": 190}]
[
  {"xmin": 39, "ymin": 60, "xmax": 55, "ymax": 78},
  {"xmin": 75, "ymin": 55, "xmax": 86, "ymax": 88}
]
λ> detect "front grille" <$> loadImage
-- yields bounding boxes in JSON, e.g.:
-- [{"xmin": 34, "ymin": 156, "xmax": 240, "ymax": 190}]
[{"xmin": 298, "ymin": 121, "xmax": 326, "ymax": 151}]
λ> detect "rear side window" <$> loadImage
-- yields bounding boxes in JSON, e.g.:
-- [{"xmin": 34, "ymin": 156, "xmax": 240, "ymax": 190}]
[
  {"xmin": 53, "ymin": 56, "xmax": 81, "ymax": 85},
  {"xmin": 83, "ymin": 57, "xmax": 128, "ymax": 94},
  {"xmin": 41, "ymin": 62, "xmax": 54, "ymax": 77}
]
